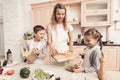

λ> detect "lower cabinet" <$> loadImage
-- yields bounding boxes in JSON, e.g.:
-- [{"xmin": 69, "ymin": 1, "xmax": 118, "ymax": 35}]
[
  {"xmin": 73, "ymin": 46, "xmax": 120, "ymax": 71},
  {"xmin": 103, "ymin": 46, "xmax": 120, "ymax": 71},
  {"xmin": 73, "ymin": 46, "xmax": 86, "ymax": 56}
]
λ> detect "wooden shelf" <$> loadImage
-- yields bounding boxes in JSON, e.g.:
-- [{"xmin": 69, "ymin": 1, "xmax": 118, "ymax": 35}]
[{"xmin": 68, "ymin": 21, "xmax": 80, "ymax": 24}]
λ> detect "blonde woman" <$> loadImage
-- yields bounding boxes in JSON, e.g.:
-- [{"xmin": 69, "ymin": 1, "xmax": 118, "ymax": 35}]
[{"xmin": 47, "ymin": 3, "xmax": 73, "ymax": 56}]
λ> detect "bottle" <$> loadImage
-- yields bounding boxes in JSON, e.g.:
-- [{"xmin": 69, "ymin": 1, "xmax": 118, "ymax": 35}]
[
  {"xmin": 6, "ymin": 49, "xmax": 13, "ymax": 64},
  {"xmin": 77, "ymin": 34, "xmax": 81, "ymax": 43}
]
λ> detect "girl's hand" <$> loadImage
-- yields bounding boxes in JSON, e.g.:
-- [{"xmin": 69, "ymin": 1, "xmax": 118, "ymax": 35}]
[
  {"xmin": 73, "ymin": 67, "xmax": 84, "ymax": 73},
  {"xmin": 78, "ymin": 52, "xmax": 84, "ymax": 59}
]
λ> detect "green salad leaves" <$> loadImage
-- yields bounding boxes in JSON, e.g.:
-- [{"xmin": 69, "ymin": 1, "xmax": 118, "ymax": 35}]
[{"xmin": 34, "ymin": 68, "xmax": 50, "ymax": 80}]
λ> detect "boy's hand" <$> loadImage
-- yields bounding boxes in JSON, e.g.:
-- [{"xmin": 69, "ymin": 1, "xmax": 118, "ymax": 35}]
[{"xmin": 32, "ymin": 48, "xmax": 40, "ymax": 56}]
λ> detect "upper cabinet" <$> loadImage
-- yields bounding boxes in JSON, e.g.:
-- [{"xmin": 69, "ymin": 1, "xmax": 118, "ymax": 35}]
[
  {"xmin": 65, "ymin": 3, "xmax": 81, "ymax": 25},
  {"xmin": 31, "ymin": 3, "xmax": 53, "ymax": 28},
  {"xmin": 31, "ymin": 0, "xmax": 82, "ymax": 28},
  {"xmin": 31, "ymin": 0, "xmax": 112, "ymax": 28},
  {"xmin": 81, "ymin": 0, "xmax": 112, "ymax": 27}
]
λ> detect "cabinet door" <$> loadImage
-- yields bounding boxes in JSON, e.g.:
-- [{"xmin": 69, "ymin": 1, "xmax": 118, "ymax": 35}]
[
  {"xmin": 31, "ymin": 5, "xmax": 53, "ymax": 28},
  {"xmin": 73, "ymin": 46, "xmax": 86, "ymax": 56},
  {"xmin": 104, "ymin": 46, "xmax": 120, "ymax": 71},
  {"xmin": 81, "ymin": 0, "xmax": 111, "ymax": 27}
]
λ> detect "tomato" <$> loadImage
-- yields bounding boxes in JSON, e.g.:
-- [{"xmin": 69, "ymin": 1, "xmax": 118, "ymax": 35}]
[
  {"xmin": 6, "ymin": 70, "xmax": 14, "ymax": 75},
  {"xmin": 0, "ymin": 68, "xmax": 4, "ymax": 74}
]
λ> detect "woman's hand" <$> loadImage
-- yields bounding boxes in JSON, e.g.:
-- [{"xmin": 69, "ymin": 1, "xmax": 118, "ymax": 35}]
[
  {"xmin": 69, "ymin": 46, "xmax": 73, "ymax": 52},
  {"xmin": 50, "ymin": 46, "xmax": 58, "ymax": 56},
  {"xmin": 31, "ymin": 48, "xmax": 40, "ymax": 56}
]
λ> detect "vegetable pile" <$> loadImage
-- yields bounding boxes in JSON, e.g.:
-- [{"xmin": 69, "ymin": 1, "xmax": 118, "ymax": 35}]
[
  {"xmin": 65, "ymin": 63, "xmax": 79, "ymax": 72},
  {"xmin": 34, "ymin": 68, "xmax": 50, "ymax": 80}
]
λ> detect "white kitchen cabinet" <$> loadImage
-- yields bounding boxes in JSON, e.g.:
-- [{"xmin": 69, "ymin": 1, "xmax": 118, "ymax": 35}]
[
  {"xmin": 31, "ymin": 0, "xmax": 82, "ymax": 27},
  {"xmin": 103, "ymin": 46, "xmax": 120, "ymax": 71},
  {"xmin": 31, "ymin": 3, "xmax": 53, "ymax": 28},
  {"xmin": 81, "ymin": 0, "xmax": 112, "ymax": 27},
  {"xmin": 31, "ymin": 0, "xmax": 112, "ymax": 27},
  {"xmin": 65, "ymin": 2, "xmax": 81, "ymax": 25}
]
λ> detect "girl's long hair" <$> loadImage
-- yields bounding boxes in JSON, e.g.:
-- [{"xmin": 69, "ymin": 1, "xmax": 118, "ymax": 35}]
[{"xmin": 51, "ymin": 3, "xmax": 68, "ymax": 31}]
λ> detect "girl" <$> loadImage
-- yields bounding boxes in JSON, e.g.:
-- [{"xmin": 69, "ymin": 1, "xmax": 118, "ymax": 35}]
[
  {"xmin": 73, "ymin": 28, "xmax": 102, "ymax": 73},
  {"xmin": 47, "ymin": 3, "xmax": 73, "ymax": 56},
  {"xmin": 21, "ymin": 25, "xmax": 47, "ymax": 64}
]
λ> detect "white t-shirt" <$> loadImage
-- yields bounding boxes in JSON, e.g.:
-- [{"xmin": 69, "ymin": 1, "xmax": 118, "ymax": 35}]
[
  {"xmin": 48, "ymin": 23, "xmax": 73, "ymax": 53},
  {"xmin": 26, "ymin": 39, "xmax": 47, "ymax": 64},
  {"xmin": 26, "ymin": 39, "xmax": 47, "ymax": 59}
]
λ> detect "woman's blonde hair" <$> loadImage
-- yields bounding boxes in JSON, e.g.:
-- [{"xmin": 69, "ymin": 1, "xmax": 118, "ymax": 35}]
[{"xmin": 51, "ymin": 3, "xmax": 68, "ymax": 31}]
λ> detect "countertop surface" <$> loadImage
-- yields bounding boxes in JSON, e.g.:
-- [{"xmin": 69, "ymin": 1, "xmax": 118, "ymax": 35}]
[
  {"xmin": 73, "ymin": 42, "xmax": 120, "ymax": 46},
  {"xmin": 0, "ymin": 61, "xmax": 99, "ymax": 80}
]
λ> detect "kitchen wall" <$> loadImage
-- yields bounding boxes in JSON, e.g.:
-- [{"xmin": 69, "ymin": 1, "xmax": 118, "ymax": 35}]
[
  {"xmin": 1, "ymin": 0, "xmax": 120, "ymax": 61},
  {"xmin": 0, "ymin": 0, "xmax": 4, "ymax": 56},
  {"xmin": 0, "ymin": 23, "xmax": 4, "ymax": 56},
  {"xmin": 109, "ymin": 0, "xmax": 120, "ymax": 44},
  {"xmin": 2, "ymin": 0, "xmax": 25, "ymax": 61}
]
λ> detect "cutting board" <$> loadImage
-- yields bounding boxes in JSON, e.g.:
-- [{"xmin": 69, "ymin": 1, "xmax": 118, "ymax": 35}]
[{"xmin": 52, "ymin": 52, "xmax": 75, "ymax": 62}]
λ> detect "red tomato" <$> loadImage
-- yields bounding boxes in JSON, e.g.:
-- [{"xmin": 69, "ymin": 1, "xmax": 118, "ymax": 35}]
[
  {"xmin": 6, "ymin": 70, "xmax": 14, "ymax": 75},
  {"xmin": 0, "ymin": 68, "xmax": 4, "ymax": 74}
]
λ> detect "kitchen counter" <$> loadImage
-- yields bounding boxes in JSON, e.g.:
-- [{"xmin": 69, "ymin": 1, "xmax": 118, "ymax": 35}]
[
  {"xmin": 103, "ymin": 44, "xmax": 120, "ymax": 46},
  {"xmin": 0, "ymin": 61, "xmax": 99, "ymax": 80},
  {"xmin": 73, "ymin": 42, "xmax": 120, "ymax": 46}
]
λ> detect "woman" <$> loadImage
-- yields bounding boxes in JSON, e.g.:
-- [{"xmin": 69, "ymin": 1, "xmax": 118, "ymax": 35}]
[{"xmin": 47, "ymin": 3, "xmax": 73, "ymax": 56}]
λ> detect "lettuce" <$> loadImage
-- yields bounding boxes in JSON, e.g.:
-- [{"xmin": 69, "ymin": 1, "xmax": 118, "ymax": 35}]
[{"xmin": 34, "ymin": 68, "xmax": 50, "ymax": 80}]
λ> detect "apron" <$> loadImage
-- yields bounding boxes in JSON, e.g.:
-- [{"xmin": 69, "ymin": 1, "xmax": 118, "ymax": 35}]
[{"xmin": 49, "ymin": 25, "xmax": 69, "ymax": 53}]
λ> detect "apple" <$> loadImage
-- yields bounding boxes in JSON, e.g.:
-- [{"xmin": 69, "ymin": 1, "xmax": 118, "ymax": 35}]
[{"xmin": 0, "ymin": 68, "xmax": 4, "ymax": 74}]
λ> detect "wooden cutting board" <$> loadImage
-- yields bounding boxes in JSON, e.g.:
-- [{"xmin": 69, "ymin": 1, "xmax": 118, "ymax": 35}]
[{"xmin": 52, "ymin": 52, "xmax": 75, "ymax": 62}]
